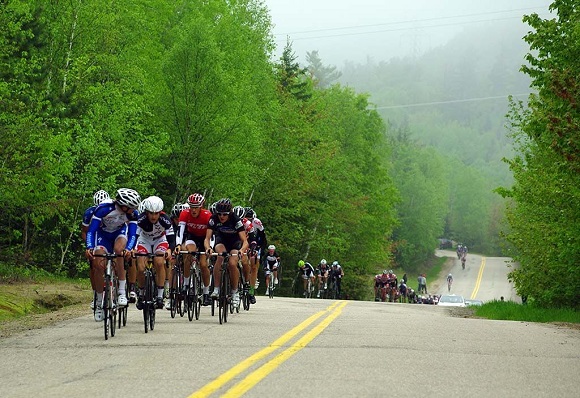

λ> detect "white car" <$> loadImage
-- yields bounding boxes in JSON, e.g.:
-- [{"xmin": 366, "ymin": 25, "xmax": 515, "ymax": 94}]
[{"xmin": 437, "ymin": 294, "xmax": 466, "ymax": 307}]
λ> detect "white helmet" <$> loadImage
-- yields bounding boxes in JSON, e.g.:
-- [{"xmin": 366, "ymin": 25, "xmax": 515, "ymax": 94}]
[
  {"xmin": 171, "ymin": 202, "xmax": 189, "ymax": 218},
  {"xmin": 320, "ymin": 259, "xmax": 327, "ymax": 265},
  {"xmin": 142, "ymin": 196, "xmax": 164, "ymax": 212},
  {"xmin": 268, "ymin": 245, "xmax": 276, "ymax": 251},
  {"xmin": 233, "ymin": 205, "xmax": 245, "ymax": 218},
  {"xmin": 332, "ymin": 261, "xmax": 339, "ymax": 266},
  {"xmin": 138, "ymin": 201, "xmax": 146, "ymax": 213},
  {"xmin": 115, "ymin": 188, "xmax": 141, "ymax": 209},
  {"xmin": 93, "ymin": 190, "xmax": 110, "ymax": 206}
]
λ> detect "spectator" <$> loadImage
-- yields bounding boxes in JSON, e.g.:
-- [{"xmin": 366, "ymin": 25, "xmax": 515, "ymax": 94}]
[{"xmin": 418, "ymin": 273, "xmax": 427, "ymax": 294}]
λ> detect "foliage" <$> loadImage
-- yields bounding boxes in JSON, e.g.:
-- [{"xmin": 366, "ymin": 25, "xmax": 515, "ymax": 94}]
[
  {"xmin": 501, "ymin": 0, "xmax": 580, "ymax": 308},
  {"xmin": 475, "ymin": 300, "xmax": 580, "ymax": 323}
]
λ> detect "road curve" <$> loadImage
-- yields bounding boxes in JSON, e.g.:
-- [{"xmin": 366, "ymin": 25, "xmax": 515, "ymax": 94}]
[{"xmin": 1, "ymin": 293, "xmax": 578, "ymax": 397}]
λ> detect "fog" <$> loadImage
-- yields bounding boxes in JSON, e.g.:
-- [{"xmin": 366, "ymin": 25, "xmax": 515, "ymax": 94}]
[{"xmin": 265, "ymin": 0, "xmax": 554, "ymax": 67}]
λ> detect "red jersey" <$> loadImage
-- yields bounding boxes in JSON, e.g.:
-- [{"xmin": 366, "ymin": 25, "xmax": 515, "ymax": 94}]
[{"xmin": 178, "ymin": 209, "xmax": 212, "ymax": 238}]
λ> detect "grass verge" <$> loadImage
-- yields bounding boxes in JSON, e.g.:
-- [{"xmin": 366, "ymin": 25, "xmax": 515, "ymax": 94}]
[{"xmin": 474, "ymin": 300, "xmax": 580, "ymax": 324}]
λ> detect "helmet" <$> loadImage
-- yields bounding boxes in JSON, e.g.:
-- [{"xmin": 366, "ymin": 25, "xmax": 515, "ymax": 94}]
[
  {"xmin": 142, "ymin": 196, "xmax": 164, "ymax": 212},
  {"xmin": 245, "ymin": 207, "xmax": 255, "ymax": 219},
  {"xmin": 93, "ymin": 190, "xmax": 110, "ymax": 206},
  {"xmin": 233, "ymin": 205, "xmax": 245, "ymax": 218},
  {"xmin": 171, "ymin": 202, "xmax": 189, "ymax": 218},
  {"xmin": 187, "ymin": 193, "xmax": 205, "ymax": 208},
  {"xmin": 298, "ymin": 260, "xmax": 305, "ymax": 267},
  {"xmin": 448, "ymin": 273, "xmax": 453, "ymax": 278},
  {"xmin": 332, "ymin": 261, "xmax": 338, "ymax": 266},
  {"xmin": 320, "ymin": 259, "xmax": 327, "ymax": 265},
  {"xmin": 383, "ymin": 270, "xmax": 388, "ymax": 274},
  {"xmin": 389, "ymin": 269, "xmax": 393, "ymax": 274},
  {"xmin": 115, "ymin": 188, "xmax": 141, "ymax": 209},
  {"xmin": 268, "ymin": 245, "xmax": 276, "ymax": 251},
  {"xmin": 138, "ymin": 201, "xmax": 146, "ymax": 213},
  {"xmin": 215, "ymin": 198, "xmax": 232, "ymax": 213},
  {"xmin": 209, "ymin": 202, "xmax": 217, "ymax": 215}
]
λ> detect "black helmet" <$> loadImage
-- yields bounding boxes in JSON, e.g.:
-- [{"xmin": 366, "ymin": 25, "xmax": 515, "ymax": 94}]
[
  {"xmin": 215, "ymin": 198, "xmax": 232, "ymax": 213},
  {"xmin": 245, "ymin": 207, "xmax": 255, "ymax": 219}
]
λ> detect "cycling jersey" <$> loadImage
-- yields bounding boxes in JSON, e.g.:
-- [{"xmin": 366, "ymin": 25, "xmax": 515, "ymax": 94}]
[
  {"xmin": 137, "ymin": 212, "xmax": 173, "ymax": 239},
  {"xmin": 86, "ymin": 202, "xmax": 138, "ymax": 250},
  {"xmin": 207, "ymin": 213, "xmax": 245, "ymax": 251},
  {"xmin": 176, "ymin": 208, "xmax": 212, "ymax": 244},
  {"xmin": 316, "ymin": 264, "xmax": 330, "ymax": 276},
  {"xmin": 82, "ymin": 199, "xmax": 113, "ymax": 227},
  {"xmin": 263, "ymin": 250, "xmax": 280, "ymax": 271},
  {"xmin": 300, "ymin": 262, "xmax": 315, "ymax": 277}
]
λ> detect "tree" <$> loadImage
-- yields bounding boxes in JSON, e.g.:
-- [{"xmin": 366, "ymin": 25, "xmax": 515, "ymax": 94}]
[
  {"xmin": 305, "ymin": 50, "xmax": 342, "ymax": 89},
  {"xmin": 501, "ymin": 0, "xmax": 580, "ymax": 308}
]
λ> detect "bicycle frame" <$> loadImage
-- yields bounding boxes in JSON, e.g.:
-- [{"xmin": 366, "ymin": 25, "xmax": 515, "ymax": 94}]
[
  {"xmin": 134, "ymin": 253, "xmax": 165, "ymax": 333},
  {"xmin": 93, "ymin": 253, "xmax": 123, "ymax": 340}
]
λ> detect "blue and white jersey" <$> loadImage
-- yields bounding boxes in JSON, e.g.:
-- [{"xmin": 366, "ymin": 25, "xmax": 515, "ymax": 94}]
[
  {"xmin": 86, "ymin": 202, "xmax": 139, "ymax": 250},
  {"xmin": 82, "ymin": 199, "xmax": 113, "ymax": 227}
]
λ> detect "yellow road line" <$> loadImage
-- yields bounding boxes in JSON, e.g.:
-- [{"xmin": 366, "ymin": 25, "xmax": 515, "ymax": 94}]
[
  {"xmin": 188, "ymin": 301, "xmax": 341, "ymax": 398},
  {"xmin": 223, "ymin": 301, "xmax": 348, "ymax": 397},
  {"xmin": 470, "ymin": 257, "xmax": 486, "ymax": 299}
]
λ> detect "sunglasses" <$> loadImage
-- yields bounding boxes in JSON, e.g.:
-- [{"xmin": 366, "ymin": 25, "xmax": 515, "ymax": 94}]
[{"xmin": 218, "ymin": 212, "xmax": 229, "ymax": 216}]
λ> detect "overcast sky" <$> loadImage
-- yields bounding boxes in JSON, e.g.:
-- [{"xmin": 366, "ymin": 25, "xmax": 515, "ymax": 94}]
[{"xmin": 264, "ymin": 0, "xmax": 554, "ymax": 66}]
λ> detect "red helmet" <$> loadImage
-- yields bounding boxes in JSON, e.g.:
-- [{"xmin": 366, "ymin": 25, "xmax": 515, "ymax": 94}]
[{"xmin": 187, "ymin": 193, "xmax": 205, "ymax": 207}]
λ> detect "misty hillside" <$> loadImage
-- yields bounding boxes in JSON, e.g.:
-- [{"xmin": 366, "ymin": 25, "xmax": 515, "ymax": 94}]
[{"xmin": 338, "ymin": 20, "xmax": 533, "ymax": 185}]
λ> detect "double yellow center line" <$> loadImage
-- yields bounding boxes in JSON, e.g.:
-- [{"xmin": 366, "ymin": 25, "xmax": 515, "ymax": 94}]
[
  {"xmin": 189, "ymin": 301, "xmax": 348, "ymax": 398},
  {"xmin": 470, "ymin": 257, "xmax": 486, "ymax": 299}
]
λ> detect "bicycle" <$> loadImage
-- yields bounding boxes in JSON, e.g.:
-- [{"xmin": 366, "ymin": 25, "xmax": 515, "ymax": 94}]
[
  {"xmin": 117, "ymin": 258, "xmax": 131, "ymax": 330},
  {"xmin": 236, "ymin": 258, "xmax": 251, "ymax": 311},
  {"xmin": 134, "ymin": 252, "xmax": 165, "ymax": 333},
  {"xmin": 169, "ymin": 252, "xmax": 186, "ymax": 319},
  {"xmin": 93, "ymin": 253, "xmax": 123, "ymax": 340},
  {"xmin": 176, "ymin": 250, "xmax": 204, "ymax": 321},
  {"xmin": 461, "ymin": 254, "xmax": 466, "ymax": 270},
  {"xmin": 213, "ymin": 252, "xmax": 238, "ymax": 324},
  {"xmin": 304, "ymin": 276, "xmax": 315, "ymax": 299},
  {"xmin": 448, "ymin": 278, "xmax": 453, "ymax": 292}
]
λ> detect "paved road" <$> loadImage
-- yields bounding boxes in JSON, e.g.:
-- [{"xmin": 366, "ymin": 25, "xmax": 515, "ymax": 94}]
[
  {"xmin": 435, "ymin": 250, "xmax": 519, "ymax": 302},
  {"xmin": 1, "ymin": 269, "xmax": 578, "ymax": 397}
]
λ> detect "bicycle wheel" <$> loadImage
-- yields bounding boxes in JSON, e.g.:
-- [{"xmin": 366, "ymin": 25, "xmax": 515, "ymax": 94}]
[
  {"xmin": 195, "ymin": 269, "xmax": 202, "ymax": 320},
  {"xmin": 269, "ymin": 277, "xmax": 274, "ymax": 299},
  {"xmin": 219, "ymin": 268, "xmax": 229, "ymax": 324},
  {"xmin": 143, "ymin": 271, "xmax": 151, "ymax": 333},
  {"xmin": 103, "ymin": 276, "xmax": 110, "ymax": 340},
  {"xmin": 179, "ymin": 272, "xmax": 185, "ymax": 318},
  {"xmin": 170, "ymin": 266, "xmax": 179, "ymax": 319},
  {"xmin": 110, "ymin": 276, "xmax": 116, "ymax": 337},
  {"xmin": 187, "ymin": 268, "xmax": 196, "ymax": 321},
  {"xmin": 149, "ymin": 275, "xmax": 156, "ymax": 331}
]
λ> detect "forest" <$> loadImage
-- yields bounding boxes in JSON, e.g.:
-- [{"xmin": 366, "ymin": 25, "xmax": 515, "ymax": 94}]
[{"xmin": 1, "ymin": 0, "xmax": 577, "ymax": 306}]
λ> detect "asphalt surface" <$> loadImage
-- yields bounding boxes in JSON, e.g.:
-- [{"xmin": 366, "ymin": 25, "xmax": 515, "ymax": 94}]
[{"xmin": 1, "ymin": 253, "xmax": 578, "ymax": 398}]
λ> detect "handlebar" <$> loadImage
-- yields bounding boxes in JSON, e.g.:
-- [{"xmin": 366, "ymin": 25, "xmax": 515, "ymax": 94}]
[{"xmin": 92, "ymin": 253, "xmax": 125, "ymax": 259}]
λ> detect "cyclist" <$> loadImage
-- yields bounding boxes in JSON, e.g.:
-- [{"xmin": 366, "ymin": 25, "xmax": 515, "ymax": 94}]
[
  {"xmin": 205, "ymin": 198, "xmax": 248, "ymax": 309},
  {"xmin": 86, "ymin": 188, "xmax": 141, "ymax": 321},
  {"xmin": 233, "ymin": 206, "xmax": 252, "ymax": 301},
  {"xmin": 330, "ymin": 261, "xmax": 344, "ymax": 298},
  {"xmin": 447, "ymin": 273, "xmax": 453, "ymax": 291},
  {"xmin": 242, "ymin": 207, "xmax": 267, "ymax": 304},
  {"xmin": 127, "ymin": 201, "xmax": 146, "ymax": 304},
  {"xmin": 316, "ymin": 259, "xmax": 330, "ymax": 298},
  {"xmin": 135, "ymin": 196, "xmax": 174, "ymax": 309},
  {"xmin": 175, "ymin": 193, "xmax": 213, "ymax": 306},
  {"xmin": 298, "ymin": 260, "xmax": 316, "ymax": 297},
  {"xmin": 81, "ymin": 190, "xmax": 111, "ymax": 309},
  {"xmin": 374, "ymin": 270, "xmax": 389, "ymax": 301},
  {"xmin": 263, "ymin": 245, "xmax": 280, "ymax": 295},
  {"xmin": 399, "ymin": 279, "xmax": 408, "ymax": 302}
]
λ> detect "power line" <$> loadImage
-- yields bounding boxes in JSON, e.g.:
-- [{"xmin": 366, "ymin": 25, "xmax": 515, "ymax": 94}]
[
  {"xmin": 274, "ymin": 6, "xmax": 550, "ymax": 37},
  {"xmin": 277, "ymin": 16, "xmax": 530, "ymax": 42},
  {"xmin": 373, "ymin": 93, "xmax": 531, "ymax": 110}
]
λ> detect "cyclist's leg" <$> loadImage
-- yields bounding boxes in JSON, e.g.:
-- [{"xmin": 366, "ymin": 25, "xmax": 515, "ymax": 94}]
[
  {"xmin": 183, "ymin": 241, "xmax": 197, "ymax": 293},
  {"xmin": 127, "ymin": 257, "xmax": 137, "ymax": 302},
  {"xmin": 113, "ymin": 235, "xmax": 128, "ymax": 305},
  {"xmin": 199, "ymin": 253, "xmax": 211, "ymax": 305},
  {"xmin": 154, "ymin": 240, "xmax": 168, "ymax": 308}
]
